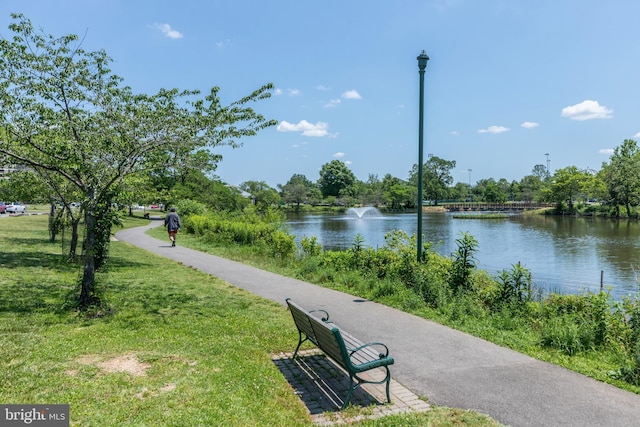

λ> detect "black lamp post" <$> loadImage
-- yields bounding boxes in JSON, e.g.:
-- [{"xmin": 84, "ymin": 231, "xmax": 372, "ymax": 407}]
[{"xmin": 417, "ymin": 50, "xmax": 429, "ymax": 262}]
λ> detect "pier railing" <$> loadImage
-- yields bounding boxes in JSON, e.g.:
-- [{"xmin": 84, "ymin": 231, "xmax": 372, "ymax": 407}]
[{"xmin": 441, "ymin": 202, "xmax": 554, "ymax": 212}]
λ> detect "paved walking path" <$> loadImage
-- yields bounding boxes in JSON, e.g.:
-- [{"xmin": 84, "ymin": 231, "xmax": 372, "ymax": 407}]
[{"xmin": 116, "ymin": 221, "xmax": 640, "ymax": 427}]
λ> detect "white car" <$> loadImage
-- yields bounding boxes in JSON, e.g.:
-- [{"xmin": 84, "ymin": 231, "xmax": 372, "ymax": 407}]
[{"xmin": 6, "ymin": 203, "xmax": 26, "ymax": 213}]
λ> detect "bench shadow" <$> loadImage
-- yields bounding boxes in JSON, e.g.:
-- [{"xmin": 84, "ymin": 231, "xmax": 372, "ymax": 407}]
[{"xmin": 272, "ymin": 350, "xmax": 385, "ymax": 414}]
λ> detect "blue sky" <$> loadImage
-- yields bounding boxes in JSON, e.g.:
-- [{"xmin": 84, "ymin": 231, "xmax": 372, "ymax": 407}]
[{"xmin": 2, "ymin": 1, "xmax": 639, "ymax": 188}]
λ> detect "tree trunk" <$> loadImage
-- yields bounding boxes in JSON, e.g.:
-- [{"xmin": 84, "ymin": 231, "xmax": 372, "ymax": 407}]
[
  {"xmin": 48, "ymin": 203, "xmax": 57, "ymax": 242},
  {"xmin": 79, "ymin": 209, "xmax": 97, "ymax": 308},
  {"xmin": 69, "ymin": 216, "xmax": 81, "ymax": 260}
]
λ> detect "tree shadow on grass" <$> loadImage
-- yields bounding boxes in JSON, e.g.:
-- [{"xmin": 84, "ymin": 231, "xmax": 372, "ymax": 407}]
[{"xmin": 0, "ymin": 248, "xmax": 154, "ymax": 315}]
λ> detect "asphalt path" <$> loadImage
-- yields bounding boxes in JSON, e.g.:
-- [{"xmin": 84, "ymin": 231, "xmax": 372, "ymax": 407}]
[{"xmin": 116, "ymin": 220, "xmax": 640, "ymax": 427}]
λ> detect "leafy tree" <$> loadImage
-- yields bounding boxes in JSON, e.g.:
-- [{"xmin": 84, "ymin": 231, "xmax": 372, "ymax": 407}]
[
  {"xmin": 380, "ymin": 174, "xmax": 412, "ymax": 209},
  {"xmin": 410, "ymin": 156, "xmax": 455, "ymax": 205},
  {"xmin": 317, "ymin": 160, "xmax": 356, "ymax": 199},
  {"xmin": 532, "ymin": 164, "xmax": 549, "ymax": 181},
  {"xmin": 279, "ymin": 173, "xmax": 316, "ymax": 208},
  {"xmin": 482, "ymin": 179, "xmax": 507, "ymax": 203},
  {"xmin": 240, "ymin": 180, "xmax": 281, "ymax": 211},
  {"xmin": 601, "ymin": 139, "xmax": 640, "ymax": 217},
  {"xmin": 450, "ymin": 182, "xmax": 471, "ymax": 202},
  {"xmin": 545, "ymin": 166, "xmax": 591, "ymax": 209},
  {"xmin": 518, "ymin": 175, "xmax": 543, "ymax": 202},
  {"xmin": 0, "ymin": 15, "xmax": 276, "ymax": 307},
  {"xmin": 362, "ymin": 173, "xmax": 383, "ymax": 206}
]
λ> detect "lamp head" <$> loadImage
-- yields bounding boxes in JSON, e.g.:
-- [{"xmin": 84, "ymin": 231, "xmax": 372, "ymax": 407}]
[{"xmin": 417, "ymin": 50, "xmax": 429, "ymax": 70}]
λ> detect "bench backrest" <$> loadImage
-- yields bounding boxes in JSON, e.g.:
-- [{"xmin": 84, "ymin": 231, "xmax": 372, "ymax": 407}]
[
  {"xmin": 306, "ymin": 312, "xmax": 351, "ymax": 372},
  {"xmin": 286, "ymin": 298, "xmax": 319, "ymax": 346}
]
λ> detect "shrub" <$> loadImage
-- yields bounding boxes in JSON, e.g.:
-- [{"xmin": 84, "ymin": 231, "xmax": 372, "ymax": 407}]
[
  {"xmin": 495, "ymin": 263, "xmax": 533, "ymax": 308},
  {"xmin": 299, "ymin": 236, "xmax": 322, "ymax": 257},
  {"xmin": 267, "ymin": 230, "xmax": 296, "ymax": 259},
  {"xmin": 450, "ymin": 232, "xmax": 478, "ymax": 293},
  {"xmin": 174, "ymin": 199, "xmax": 207, "ymax": 217}
]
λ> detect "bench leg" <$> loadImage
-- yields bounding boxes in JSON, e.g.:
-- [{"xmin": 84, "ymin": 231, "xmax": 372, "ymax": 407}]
[
  {"xmin": 342, "ymin": 367, "xmax": 392, "ymax": 409},
  {"xmin": 383, "ymin": 366, "xmax": 392, "ymax": 404},
  {"xmin": 293, "ymin": 332, "xmax": 309, "ymax": 359},
  {"xmin": 342, "ymin": 376, "xmax": 357, "ymax": 410}
]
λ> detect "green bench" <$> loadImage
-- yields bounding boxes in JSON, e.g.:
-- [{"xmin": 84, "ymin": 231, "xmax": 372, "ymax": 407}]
[{"xmin": 285, "ymin": 298, "xmax": 395, "ymax": 409}]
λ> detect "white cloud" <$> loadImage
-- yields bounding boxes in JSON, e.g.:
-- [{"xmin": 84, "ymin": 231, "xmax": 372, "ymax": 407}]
[
  {"xmin": 287, "ymin": 89, "xmax": 301, "ymax": 96},
  {"xmin": 561, "ymin": 100, "xmax": 613, "ymax": 121},
  {"xmin": 478, "ymin": 125, "xmax": 509, "ymax": 134},
  {"xmin": 450, "ymin": 131, "xmax": 460, "ymax": 136},
  {"xmin": 274, "ymin": 88, "xmax": 283, "ymax": 96},
  {"xmin": 276, "ymin": 120, "xmax": 329, "ymax": 137},
  {"xmin": 151, "ymin": 23, "xmax": 183, "ymax": 39},
  {"xmin": 344, "ymin": 160, "xmax": 352, "ymax": 166},
  {"xmin": 341, "ymin": 90, "xmax": 362, "ymax": 100},
  {"xmin": 634, "ymin": 131, "xmax": 640, "ymax": 138},
  {"xmin": 316, "ymin": 85, "xmax": 331, "ymax": 91},
  {"xmin": 333, "ymin": 152, "xmax": 345, "ymax": 158},
  {"xmin": 521, "ymin": 122, "xmax": 539, "ymax": 129},
  {"xmin": 599, "ymin": 148, "xmax": 614, "ymax": 155},
  {"xmin": 324, "ymin": 99, "xmax": 341, "ymax": 108},
  {"xmin": 215, "ymin": 38, "xmax": 231, "ymax": 48}
]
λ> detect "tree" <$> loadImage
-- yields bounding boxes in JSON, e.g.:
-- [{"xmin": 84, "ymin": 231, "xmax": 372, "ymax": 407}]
[
  {"xmin": 279, "ymin": 173, "xmax": 316, "ymax": 208},
  {"xmin": 601, "ymin": 139, "xmax": 640, "ymax": 217},
  {"xmin": 482, "ymin": 179, "xmax": 507, "ymax": 203},
  {"xmin": 545, "ymin": 166, "xmax": 591, "ymax": 209},
  {"xmin": 317, "ymin": 160, "xmax": 356, "ymax": 199},
  {"xmin": 380, "ymin": 174, "xmax": 412, "ymax": 209},
  {"xmin": 532, "ymin": 164, "xmax": 549, "ymax": 181},
  {"xmin": 0, "ymin": 15, "xmax": 276, "ymax": 307},
  {"xmin": 240, "ymin": 180, "xmax": 280, "ymax": 211},
  {"xmin": 518, "ymin": 175, "xmax": 543, "ymax": 202},
  {"xmin": 409, "ymin": 156, "xmax": 455, "ymax": 205},
  {"xmin": 361, "ymin": 174, "xmax": 383, "ymax": 206}
]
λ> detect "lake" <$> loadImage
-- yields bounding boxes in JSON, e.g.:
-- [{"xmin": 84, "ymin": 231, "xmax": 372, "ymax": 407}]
[{"xmin": 285, "ymin": 209, "xmax": 640, "ymax": 300}]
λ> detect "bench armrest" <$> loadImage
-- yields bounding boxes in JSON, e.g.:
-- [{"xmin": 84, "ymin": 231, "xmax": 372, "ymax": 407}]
[
  {"xmin": 309, "ymin": 309, "xmax": 331, "ymax": 322},
  {"xmin": 349, "ymin": 342, "xmax": 390, "ymax": 359}
]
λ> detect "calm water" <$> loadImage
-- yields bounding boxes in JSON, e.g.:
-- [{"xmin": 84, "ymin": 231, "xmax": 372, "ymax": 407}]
[{"xmin": 285, "ymin": 210, "xmax": 640, "ymax": 299}]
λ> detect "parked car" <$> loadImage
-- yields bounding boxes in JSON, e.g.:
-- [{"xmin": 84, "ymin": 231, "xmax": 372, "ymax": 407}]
[
  {"xmin": 0, "ymin": 202, "xmax": 5, "ymax": 214},
  {"xmin": 6, "ymin": 203, "xmax": 26, "ymax": 213}
]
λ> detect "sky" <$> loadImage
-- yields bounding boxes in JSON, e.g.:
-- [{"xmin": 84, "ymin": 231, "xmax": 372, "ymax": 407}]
[{"xmin": 1, "ymin": 1, "xmax": 639, "ymax": 189}]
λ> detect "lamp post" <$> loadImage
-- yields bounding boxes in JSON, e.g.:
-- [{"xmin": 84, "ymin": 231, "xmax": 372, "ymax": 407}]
[
  {"xmin": 468, "ymin": 169, "xmax": 472, "ymax": 186},
  {"xmin": 545, "ymin": 153, "xmax": 550, "ymax": 179},
  {"xmin": 417, "ymin": 50, "xmax": 429, "ymax": 262}
]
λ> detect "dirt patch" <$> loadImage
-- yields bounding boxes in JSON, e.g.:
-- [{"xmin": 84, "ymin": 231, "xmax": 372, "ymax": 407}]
[{"xmin": 76, "ymin": 353, "xmax": 151, "ymax": 376}]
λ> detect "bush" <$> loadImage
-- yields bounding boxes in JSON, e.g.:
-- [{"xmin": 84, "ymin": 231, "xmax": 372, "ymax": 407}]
[
  {"xmin": 299, "ymin": 236, "xmax": 322, "ymax": 257},
  {"xmin": 540, "ymin": 314, "xmax": 596, "ymax": 356},
  {"xmin": 174, "ymin": 199, "xmax": 207, "ymax": 217}
]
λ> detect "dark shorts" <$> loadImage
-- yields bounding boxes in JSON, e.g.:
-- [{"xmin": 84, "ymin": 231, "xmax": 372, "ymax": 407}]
[{"xmin": 168, "ymin": 230, "xmax": 178, "ymax": 237}]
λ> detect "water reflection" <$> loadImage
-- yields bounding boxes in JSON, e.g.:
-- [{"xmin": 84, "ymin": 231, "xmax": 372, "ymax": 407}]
[{"xmin": 285, "ymin": 212, "xmax": 640, "ymax": 299}]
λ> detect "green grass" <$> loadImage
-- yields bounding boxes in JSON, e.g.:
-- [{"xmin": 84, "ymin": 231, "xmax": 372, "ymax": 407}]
[{"xmin": 0, "ymin": 215, "xmax": 500, "ymax": 426}]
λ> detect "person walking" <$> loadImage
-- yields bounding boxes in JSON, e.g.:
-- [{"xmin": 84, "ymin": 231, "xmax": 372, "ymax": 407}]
[{"xmin": 164, "ymin": 207, "xmax": 181, "ymax": 247}]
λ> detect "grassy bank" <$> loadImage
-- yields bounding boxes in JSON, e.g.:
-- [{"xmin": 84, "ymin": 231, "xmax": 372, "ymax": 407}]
[{"xmin": 0, "ymin": 215, "xmax": 499, "ymax": 426}]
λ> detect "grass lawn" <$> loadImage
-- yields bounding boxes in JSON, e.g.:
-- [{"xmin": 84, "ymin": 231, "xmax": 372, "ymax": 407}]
[{"xmin": 0, "ymin": 215, "xmax": 500, "ymax": 426}]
